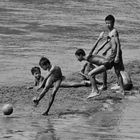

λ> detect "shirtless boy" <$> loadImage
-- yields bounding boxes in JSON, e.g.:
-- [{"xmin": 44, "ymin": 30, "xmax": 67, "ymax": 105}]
[
  {"xmin": 96, "ymin": 15, "xmax": 125, "ymax": 94},
  {"xmin": 33, "ymin": 57, "xmax": 63, "ymax": 115},
  {"xmin": 75, "ymin": 32, "xmax": 110, "ymax": 98}
]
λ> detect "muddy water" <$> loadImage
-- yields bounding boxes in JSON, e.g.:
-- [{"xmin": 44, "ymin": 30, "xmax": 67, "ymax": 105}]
[{"xmin": 0, "ymin": 95, "xmax": 140, "ymax": 140}]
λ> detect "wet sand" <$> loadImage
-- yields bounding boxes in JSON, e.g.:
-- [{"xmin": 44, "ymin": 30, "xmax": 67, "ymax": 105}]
[{"xmin": 0, "ymin": 60, "xmax": 140, "ymax": 139}]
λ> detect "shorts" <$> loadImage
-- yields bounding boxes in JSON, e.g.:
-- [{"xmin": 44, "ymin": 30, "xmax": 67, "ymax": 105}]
[
  {"xmin": 105, "ymin": 50, "xmax": 124, "ymax": 71},
  {"xmin": 104, "ymin": 61, "xmax": 114, "ymax": 70}
]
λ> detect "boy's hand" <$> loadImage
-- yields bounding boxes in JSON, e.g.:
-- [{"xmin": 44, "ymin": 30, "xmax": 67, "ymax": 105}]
[
  {"xmin": 32, "ymin": 97, "xmax": 39, "ymax": 107},
  {"xmin": 114, "ymin": 56, "xmax": 119, "ymax": 63},
  {"xmin": 27, "ymin": 86, "xmax": 33, "ymax": 89},
  {"xmin": 107, "ymin": 36, "xmax": 111, "ymax": 42},
  {"xmin": 36, "ymin": 87, "xmax": 42, "ymax": 91},
  {"xmin": 102, "ymin": 51, "xmax": 107, "ymax": 56},
  {"xmin": 98, "ymin": 31, "xmax": 104, "ymax": 40}
]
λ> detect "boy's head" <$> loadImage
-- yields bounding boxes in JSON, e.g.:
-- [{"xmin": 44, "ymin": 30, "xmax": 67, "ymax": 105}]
[
  {"xmin": 105, "ymin": 15, "xmax": 115, "ymax": 30},
  {"xmin": 31, "ymin": 66, "xmax": 41, "ymax": 79},
  {"xmin": 75, "ymin": 49, "xmax": 86, "ymax": 62},
  {"xmin": 39, "ymin": 57, "xmax": 51, "ymax": 70}
]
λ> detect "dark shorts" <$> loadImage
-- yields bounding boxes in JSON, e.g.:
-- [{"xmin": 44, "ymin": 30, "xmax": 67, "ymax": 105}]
[
  {"xmin": 104, "ymin": 61, "xmax": 114, "ymax": 70},
  {"xmin": 105, "ymin": 50, "xmax": 124, "ymax": 71}
]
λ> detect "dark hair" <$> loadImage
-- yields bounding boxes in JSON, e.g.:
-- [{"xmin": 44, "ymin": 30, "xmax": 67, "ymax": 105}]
[
  {"xmin": 39, "ymin": 57, "xmax": 50, "ymax": 67},
  {"xmin": 31, "ymin": 66, "xmax": 41, "ymax": 75},
  {"xmin": 75, "ymin": 49, "xmax": 86, "ymax": 56},
  {"xmin": 105, "ymin": 15, "xmax": 115, "ymax": 24}
]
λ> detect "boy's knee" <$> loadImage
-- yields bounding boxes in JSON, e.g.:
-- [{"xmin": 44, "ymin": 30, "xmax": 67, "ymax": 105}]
[
  {"xmin": 88, "ymin": 72, "xmax": 95, "ymax": 77},
  {"xmin": 88, "ymin": 72, "xmax": 92, "ymax": 77}
]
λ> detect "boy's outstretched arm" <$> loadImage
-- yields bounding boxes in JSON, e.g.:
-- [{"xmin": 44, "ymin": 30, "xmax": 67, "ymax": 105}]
[
  {"xmin": 114, "ymin": 35, "xmax": 121, "ymax": 63},
  {"xmin": 94, "ymin": 36, "xmax": 111, "ymax": 55},
  {"xmin": 42, "ymin": 79, "xmax": 62, "ymax": 115},
  {"xmin": 102, "ymin": 45, "xmax": 111, "ymax": 56},
  {"xmin": 88, "ymin": 32, "xmax": 104, "ymax": 56}
]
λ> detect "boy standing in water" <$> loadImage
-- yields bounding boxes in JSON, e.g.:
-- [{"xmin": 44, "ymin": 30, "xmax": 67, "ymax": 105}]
[
  {"xmin": 96, "ymin": 15, "xmax": 125, "ymax": 94},
  {"xmin": 33, "ymin": 57, "xmax": 63, "ymax": 115}
]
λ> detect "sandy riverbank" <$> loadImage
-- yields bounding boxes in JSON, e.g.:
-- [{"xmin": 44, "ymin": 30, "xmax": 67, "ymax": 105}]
[{"xmin": 0, "ymin": 60, "xmax": 139, "ymax": 118}]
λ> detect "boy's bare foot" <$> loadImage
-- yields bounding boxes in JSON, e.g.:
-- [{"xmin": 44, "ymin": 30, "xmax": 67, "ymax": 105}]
[
  {"xmin": 82, "ymin": 80, "xmax": 91, "ymax": 86},
  {"xmin": 111, "ymin": 84, "xmax": 120, "ymax": 90},
  {"xmin": 87, "ymin": 91, "xmax": 100, "ymax": 99},
  {"xmin": 42, "ymin": 112, "xmax": 48, "ymax": 116},
  {"xmin": 32, "ymin": 97, "xmax": 39, "ymax": 106},
  {"xmin": 99, "ymin": 85, "xmax": 107, "ymax": 91}
]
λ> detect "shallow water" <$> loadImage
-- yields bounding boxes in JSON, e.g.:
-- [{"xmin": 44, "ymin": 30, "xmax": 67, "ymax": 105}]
[
  {"xmin": 0, "ymin": 0, "xmax": 140, "ymax": 86},
  {"xmin": 0, "ymin": 95, "xmax": 140, "ymax": 140}
]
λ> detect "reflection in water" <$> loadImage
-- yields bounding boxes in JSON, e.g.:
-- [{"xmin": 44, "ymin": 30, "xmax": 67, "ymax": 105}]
[
  {"xmin": 35, "ymin": 119, "xmax": 58, "ymax": 140},
  {"xmin": 0, "ymin": 96, "xmax": 140, "ymax": 139},
  {"xmin": 118, "ymin": 95, "xmax": 140, "ymax": 140},
  {"xmin": 50, "ymin": 106, "xmax": 122, "ymax": 140}
]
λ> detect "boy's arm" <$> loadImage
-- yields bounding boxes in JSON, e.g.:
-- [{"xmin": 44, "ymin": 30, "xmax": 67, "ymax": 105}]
[
  {"xmin": 88, "ymin": 32, "xmax": 104, "ymax": 56},
  {"xmin": 102, "ymin": 44, "xmax": 111, "ymax": 56},
  {"xmin": 113, "ymin": 31, "xmax": 121, "ymax": 63},
  {"xmin": 37, "ymin": 68, "xmax": 54, "ymax": 90},
  {"xmin": 94, "ymin": 36, "xmax": 111, "ymax": 55},
  {"xmin": 80, "ymin": 63, "xmax": 88, "ymax": 73}
]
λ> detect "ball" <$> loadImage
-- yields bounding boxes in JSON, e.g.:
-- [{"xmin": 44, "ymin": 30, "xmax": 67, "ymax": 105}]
[{"xmin": 2, "ymin": 104, "xmax": 13, "ymax": 115}]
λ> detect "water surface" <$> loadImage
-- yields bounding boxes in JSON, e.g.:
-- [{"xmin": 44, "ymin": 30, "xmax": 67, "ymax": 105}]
[{"xmin": 0, "ymin": 0, "xmax": 140, "ymax": 86}]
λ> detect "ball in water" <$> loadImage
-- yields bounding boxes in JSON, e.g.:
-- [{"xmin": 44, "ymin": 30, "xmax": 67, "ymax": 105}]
[{"xmin": 2, "ymin": 104, "xmax": 13, "ymax": 115}]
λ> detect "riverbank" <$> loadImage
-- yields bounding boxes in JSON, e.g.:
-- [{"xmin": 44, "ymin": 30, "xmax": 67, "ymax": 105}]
[{"xmin": 0, "ymin": 60, "xmax": 139, "ymax": 118}]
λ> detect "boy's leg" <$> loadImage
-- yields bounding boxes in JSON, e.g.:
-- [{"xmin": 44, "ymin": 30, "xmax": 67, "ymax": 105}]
[
  {"xmin": 60, "ymin": 81, "xmax": 88, "ymax": 88},
  {"xmin": 114, "ymin": 52, "xmax": 125, "ymax": 94},
  {"xmin": 87, "ymin": 65, "xmax": 106, "ymax": 98},
  {"xmin": 42, "ymin": 79, "xmax": 62, "ymax": 115},
  {"xmin": 99, "ymin": 71, "xmax": 107, "ymax": 90},
  {"xmin": 33, "ymin": 77, "xmax": 53, "ymax": 106},
  {"xmin": 114, "ymin": 68, "xmax": 124, "ymax": 94}
]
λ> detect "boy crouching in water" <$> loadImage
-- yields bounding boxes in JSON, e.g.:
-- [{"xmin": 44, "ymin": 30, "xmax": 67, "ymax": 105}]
[
  {"xmin": 33, "ymin": 57, "xmax": 63, "ymax": 115},
  {"xmin": 75, "ymin": 33, "xmax": 110, "ymax": 98},
  {"xmin": 28, "ymin": 66, "xmax": 44, "ymax": 89}
]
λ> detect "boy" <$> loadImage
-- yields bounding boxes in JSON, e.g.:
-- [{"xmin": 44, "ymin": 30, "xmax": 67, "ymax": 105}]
[
  {"xmin": 33, "ymin": 57, "xmax": 63, "ymax": 115},
  {"xmin": 28, "ymin": 66, "xmax": 44, "ymax": 89},
  {"xmin": 95, "ymin": 15, "xmax": 125, "ymax": 94},
  {"xmin": 75, "ymin": 32, "xmax": 111, "ymax": 98}
]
